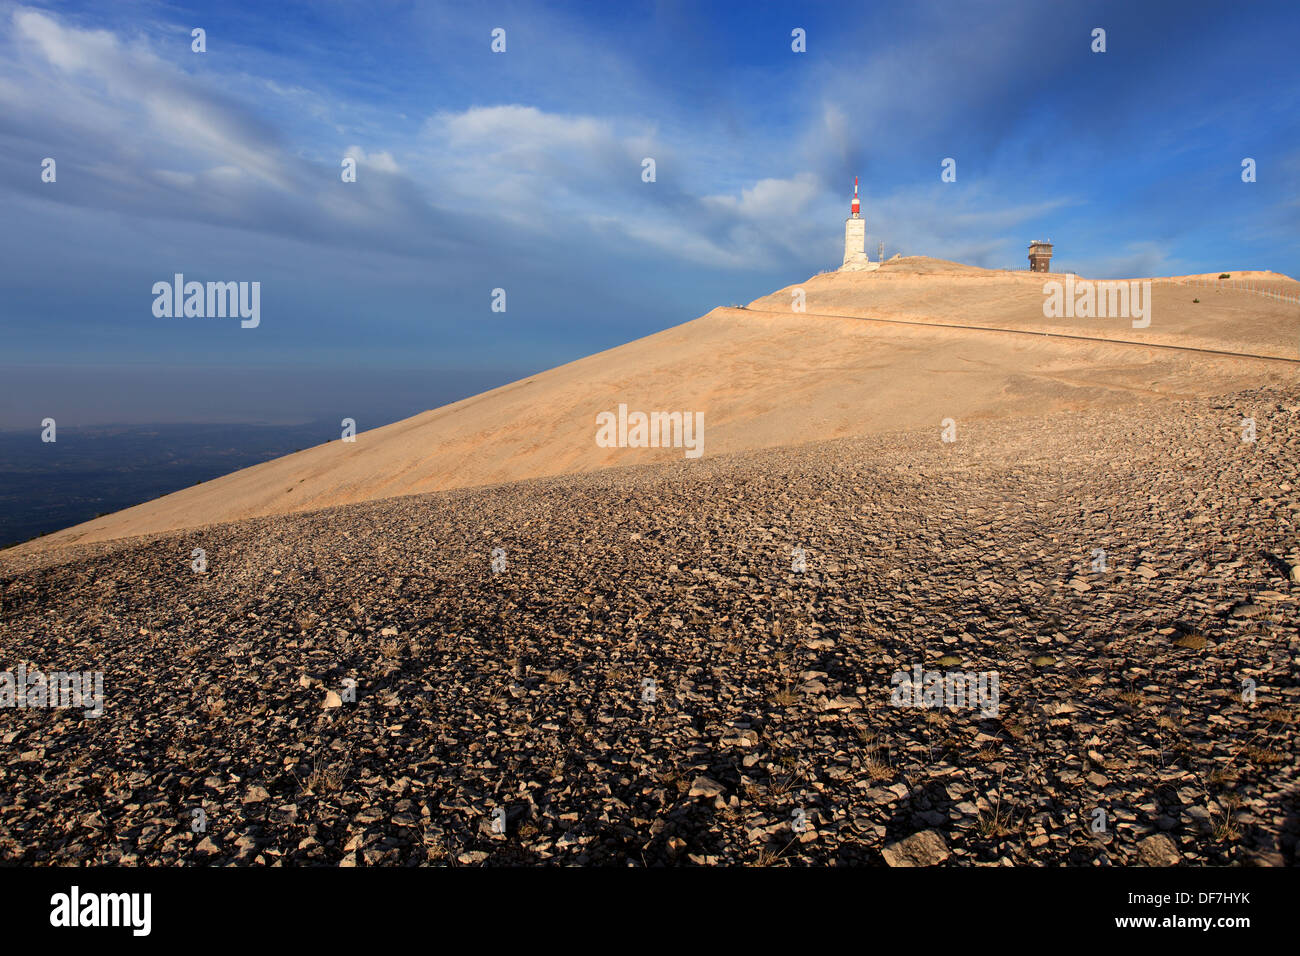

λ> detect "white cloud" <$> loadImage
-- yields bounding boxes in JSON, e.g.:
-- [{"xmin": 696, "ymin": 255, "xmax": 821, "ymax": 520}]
[
  {"xmin": 344, "ymin": 145, "xmax": 400, "ymax": 174},
  {"xmin": 702, "ymin": 173, "xmax": 822, "ymax": 222},
  {"xmin": 0, "ymin": 5, "xmax": 1103, "ymax": 279},
  {"xmin": 433, "ymin": 104, "xmax": 610, "ymax": 152},
  {"xmin": 10, "ymin": 8, "xmax": 290, "ymax": 187},
  {"xmin": 14, "ymin": 8, "xmax": 119, "ymax": 73}
]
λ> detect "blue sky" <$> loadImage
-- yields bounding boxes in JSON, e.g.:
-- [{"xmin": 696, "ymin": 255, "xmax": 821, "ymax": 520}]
[{"xmin": 1, "ymin": 0, "xmax": 1297, "ymax": 426}]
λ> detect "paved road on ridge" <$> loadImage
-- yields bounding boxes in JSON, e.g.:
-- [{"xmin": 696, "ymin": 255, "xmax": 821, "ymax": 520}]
[{"xmin": 731, "ymin": 307, "xmax": 1300, "ymax": 365}]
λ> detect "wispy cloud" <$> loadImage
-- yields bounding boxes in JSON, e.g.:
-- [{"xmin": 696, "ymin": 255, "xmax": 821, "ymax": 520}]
[{"xmin": 0, "ymin": 0, "xmax": 1296, "ymax": 425}]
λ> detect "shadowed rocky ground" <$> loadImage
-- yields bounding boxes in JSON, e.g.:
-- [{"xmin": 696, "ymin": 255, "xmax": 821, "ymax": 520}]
[{"xmin": 1, "ymin": 385, "xmax": 1297, "ymax": 866}]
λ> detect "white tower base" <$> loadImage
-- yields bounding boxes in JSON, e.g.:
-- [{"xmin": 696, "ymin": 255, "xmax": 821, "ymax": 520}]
[
  {"xmin": 840, "ymin": 259, "xmax": 881, "ymax": 273},
  {"xmin": 841, "ymin": 216, "xmax": 879, "ymax": 272}
]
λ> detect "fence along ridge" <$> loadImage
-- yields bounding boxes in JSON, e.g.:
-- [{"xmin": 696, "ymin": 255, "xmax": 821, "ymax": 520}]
[{"xmin": 1149, "ymin": 274, "xmax": 1300, "ymax": 306}]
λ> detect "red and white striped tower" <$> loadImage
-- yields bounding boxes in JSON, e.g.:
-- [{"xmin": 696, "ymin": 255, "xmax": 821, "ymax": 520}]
[{"xmin": 843, "ymin": 175, "xmax": 866, "ymax": 266}]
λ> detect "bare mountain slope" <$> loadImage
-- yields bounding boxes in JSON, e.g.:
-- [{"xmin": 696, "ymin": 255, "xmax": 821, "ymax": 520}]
[{"xmin": 12, "ymin": 257, "xmax": 1298, "ymax": 553}]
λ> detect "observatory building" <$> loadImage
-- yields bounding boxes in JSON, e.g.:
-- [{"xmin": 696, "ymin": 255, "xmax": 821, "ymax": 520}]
[{"xmin": 1028, "ymin": 240, "xmax": 1053, "ymax": 272}]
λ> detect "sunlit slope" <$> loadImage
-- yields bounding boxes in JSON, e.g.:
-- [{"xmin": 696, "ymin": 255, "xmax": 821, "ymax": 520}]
[
  {"xmin": 13, "ymin": 257, "xmax": 1298, "ymax": 553},
  {"xmin": 747, "ymin": 257, "xmax": 1300, "ymax": 358}
]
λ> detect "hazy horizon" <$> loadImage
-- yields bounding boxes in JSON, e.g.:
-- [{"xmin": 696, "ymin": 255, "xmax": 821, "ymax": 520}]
[{"xmin": 0, "ymin": 363, "xmax": 525, "ymax": 429}]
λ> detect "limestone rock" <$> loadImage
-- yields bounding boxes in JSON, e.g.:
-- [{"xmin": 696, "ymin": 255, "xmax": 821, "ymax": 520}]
[{"xmin": 882, "ymin": 830, "xmax": 951, "ymax": 867}]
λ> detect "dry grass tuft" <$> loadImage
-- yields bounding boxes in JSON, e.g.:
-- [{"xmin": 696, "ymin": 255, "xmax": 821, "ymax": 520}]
[
  {"xmin": 857, "ymin": 731, "xmax": 894, "ymax": 780},
  {"xmin": 1243, "ymin": 745, "xmax": 1286, "ymax": 767},
  {"xmin": 771, "ymin": 684, "xmax": 798, "ymax": 707},
  {"xmin": 306, "ymin": 748, "xmax": 353, "ymax": 795},
  {"xmin": 1118, "ymin": 690, "xmax": 1146, "ymax": 709},
  {"xmin": 1211, "ymin": 795, "xmax": 1242, "ymax": 843}
]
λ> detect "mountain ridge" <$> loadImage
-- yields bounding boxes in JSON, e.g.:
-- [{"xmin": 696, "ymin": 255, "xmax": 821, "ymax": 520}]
[{"xmin": 10, "ymin": 256, "xmax": 1298, "ymax": 554}]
